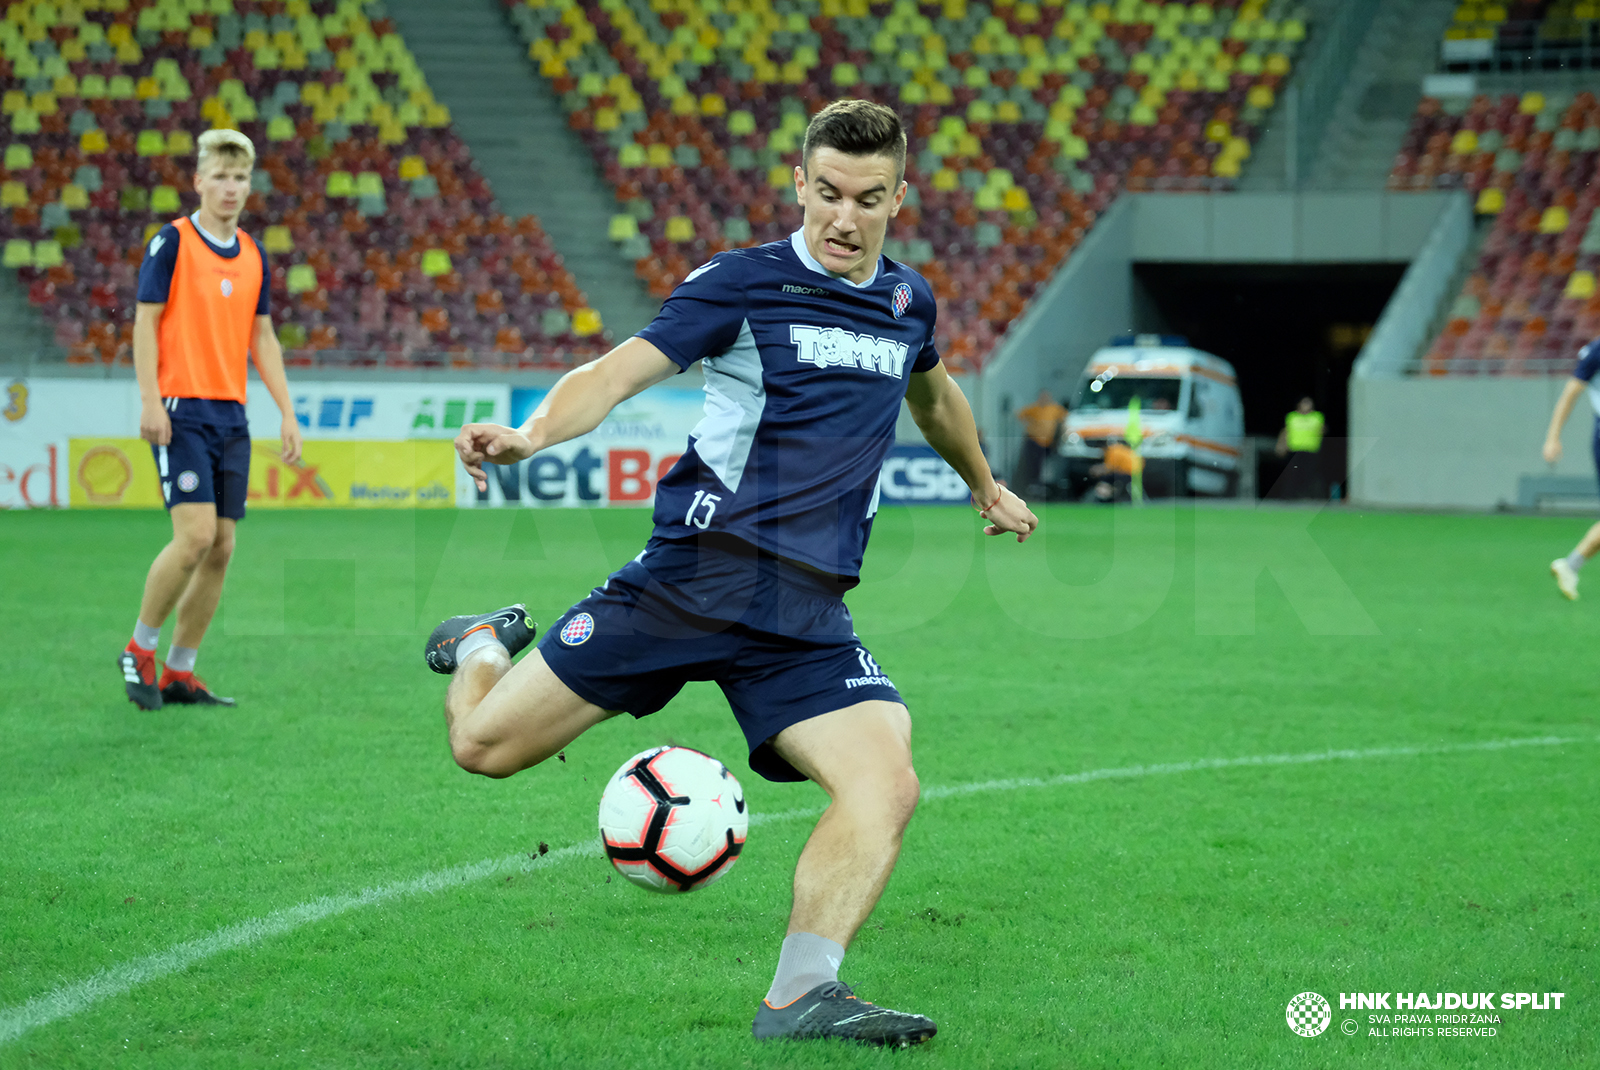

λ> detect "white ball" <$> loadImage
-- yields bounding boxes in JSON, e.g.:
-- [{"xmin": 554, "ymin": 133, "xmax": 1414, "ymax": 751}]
[{"xmin": 598, "ymin": 746, "xmax": 748, "ymax": 893}]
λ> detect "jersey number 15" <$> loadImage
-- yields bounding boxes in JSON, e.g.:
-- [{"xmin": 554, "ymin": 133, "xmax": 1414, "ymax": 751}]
[{"xmin": 684, "ymin": 490, "xmax": 722, "ymax": 530}]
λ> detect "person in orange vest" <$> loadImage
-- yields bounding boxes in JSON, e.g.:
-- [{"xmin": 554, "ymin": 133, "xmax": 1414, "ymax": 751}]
[
  {"xmin": 118, "ymin": 129, "xmax": 302, "ymax": 709},
  {"xmin": 1014, "ymin": 388, "xmax": 1066, "ymax": 497},
  {"xmin": 1275, "ymin": 396, "xmax": 1324, "ymax": 499}
]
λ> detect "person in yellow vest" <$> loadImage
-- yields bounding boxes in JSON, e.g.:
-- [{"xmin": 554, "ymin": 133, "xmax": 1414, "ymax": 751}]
[{"xmin": 1275, "ymin": 396, "xmax": 1324, "ymax": 499}]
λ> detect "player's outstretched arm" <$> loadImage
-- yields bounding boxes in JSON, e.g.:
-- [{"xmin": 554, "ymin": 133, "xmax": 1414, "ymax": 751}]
[
  {"xmin": 456, "ymin": 336, "xmax": 680, "ymax": 491},
  {"xmin": 1543, "ymin": 377, "xmax": 1585, "ymax": 464},
  {"xmin": 905, "ymin": 362, "xmax": 1038, "ymax": 542},
  {"xmin": 251, "ymin": 314, "xmax": 302, "ymax": 463}
]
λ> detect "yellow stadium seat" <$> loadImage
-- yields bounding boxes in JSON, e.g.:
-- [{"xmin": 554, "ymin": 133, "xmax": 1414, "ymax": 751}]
[
  {"xmin": 267, "ymin": 115, "xmax": 296, "ymax": 141},
  {"xmin": 1565, "ymin": 271, "xmax": 1596, "ymax": 300},
  {"xmin": 1, "ymin": 239, "xmax": 32, "ymax": 268},
  {"xmin": 79, "ymin": 129, "xmax": 108, "ymax": 154},
  {"xmin": 263, "ymin": 225, "xmax": 294, "ymax": 254},
  {"xmin": 2, "ymin": 91, "xmax": 26, "ymax": 115},
  {"xmin": 59, "ymin": 184, "xmax": 88, "ymax": 210},
  {"xmin": 355, "ymin": 172, "xmax": 384, "ymax": 197},
  {"xmin": 398, "ymin": 155, "xmax": 428, "ymax": 180},
  {"xmin": 665, "ymin": 215, "xmax": 695, "ymax": 242},
  {"xmin": 767, "ymin": 164, "xmax": 792, "ymax": 189},
  {"xmin": 421, "ymin": 249, "xmax": 452, "ymax": 276},
  {"xmin": 4, "ymin": 143, "xmax": 32, "ymax": 169},
  {"xmin": 699, "ymin": 93, "xmax": 726, "ymax": 116},
  {"xmin": 326, "ymin": 171, "xmax": 356, "ymax": 197},
  {"xmin": 608, "ymin": 214, "xmax": 639, "ymax": 241},
  {"xmin": 136, "ymin": 129, "xmax": 166, "ymax": 156},
  {"xmin": 10, "ymin": 110, "xmax": 40, "ymax": 135},
  {"xmin": 1002, "ymin": 187, "xmax": 1031, "ymax": 212},
  {"xmin": 728, "ymin": 110, "xmax": 756, "ymax": 136},
  {"xmin": 1247, "ymin": 84, "xmax": 1275, "ymax": 109},
  {"xmin": 1, "ymin": 181, "xmax": 28, "ymax": 208},
  {"xmin": 285, "ymin": 264, "xmax": 318, "ymax": 294},
  {"xmin": 572, "ymin": 308, "xmax": 603, "ymax": 337},
  {"xmin": 1475, "ymin": 187, "xmax": 1506, "ymax": 214},
  {"xmin": 167, "ymin": 130, "xmax": 195, "ymax": 156},
  {"xmin": 1539, "ymin": 206, "xmax": 1570, "ymax": 233},
  {"xmin": 973, "ymin": 185, "xmax": 1004, "ymax": 210},
  {"xmin": 618, "ymin": 143, "xmax": 647, "ymax": 167},
  {"xmin": 32, "ymin": 240, "xmax": 64, "ymax": 269},
  {"xmin": 1519, "ymin": 91, "xmax": 1545, "ymax": 115},
  {"xmin": 150, "ymin": 185, "xmax": 181, "ymax": 213},
  {"xmin": 646, "ymin": 143, "xmax": 673, "ymax": 168},
  {"xmin": 932, "ymin": 167, "xmax": 959, "ymax": 192}
]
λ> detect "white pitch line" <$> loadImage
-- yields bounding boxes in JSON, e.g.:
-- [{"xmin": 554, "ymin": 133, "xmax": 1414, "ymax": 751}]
[{"xmin": 0, "ymin": 733, "xmax": 1589, "ymax": 1046}]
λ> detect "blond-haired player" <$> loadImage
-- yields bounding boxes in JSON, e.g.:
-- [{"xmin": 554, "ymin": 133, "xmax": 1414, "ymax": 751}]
[{"xmin": 119, "ymin": 129, "xmax": 302, "ymax": 708}]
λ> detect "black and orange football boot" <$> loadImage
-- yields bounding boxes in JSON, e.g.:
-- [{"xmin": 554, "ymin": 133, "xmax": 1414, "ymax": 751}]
[
  {"xmin": 119, "ymin": 642, "xmax": 162, "ymax": 710},
  {"xmin": 158, "ymin": 668, "xmax": 237, "ymax": 706},
  {"xmin": 424, "ymin": 604, "xmax": 537, "ymax": 675}
]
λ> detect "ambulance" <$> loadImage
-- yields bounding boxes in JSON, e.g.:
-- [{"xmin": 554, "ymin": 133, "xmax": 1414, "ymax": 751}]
[{"xmin": 1059, "ymin": 336, "xmax": 1245, "ymax": 498}]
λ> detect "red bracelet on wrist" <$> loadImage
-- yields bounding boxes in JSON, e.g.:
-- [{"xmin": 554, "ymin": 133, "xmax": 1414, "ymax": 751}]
[{"xmin": 974, "ymin": 488, "xmax": 1002, "ymax": 514}]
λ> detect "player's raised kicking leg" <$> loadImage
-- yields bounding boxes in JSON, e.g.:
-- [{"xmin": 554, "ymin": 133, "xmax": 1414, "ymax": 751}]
[
  {"xmin": 751, "ymin": 700, "xmax": 936, "ymax": 1047},
  {"xmin": 425, "ymin": 606, "xmax": 619, "ymax": 776}
]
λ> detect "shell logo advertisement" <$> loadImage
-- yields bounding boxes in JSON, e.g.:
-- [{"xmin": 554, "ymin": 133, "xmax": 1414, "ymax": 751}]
[{"xmin": 68, "ymin": 439, "xmax": 457, "ymax": 509}]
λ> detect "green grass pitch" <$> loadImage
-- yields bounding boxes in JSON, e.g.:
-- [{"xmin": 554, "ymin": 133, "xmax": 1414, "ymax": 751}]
[{"xmin": 0, "ymin": 504, "xmax": 1595, "ymax": 1069}]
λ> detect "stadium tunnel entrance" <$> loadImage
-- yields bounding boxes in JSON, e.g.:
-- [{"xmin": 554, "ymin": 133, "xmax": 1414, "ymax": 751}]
[{"xmin": 1131, "ymin": 262, "xmax": 1406, "ymax": 498}]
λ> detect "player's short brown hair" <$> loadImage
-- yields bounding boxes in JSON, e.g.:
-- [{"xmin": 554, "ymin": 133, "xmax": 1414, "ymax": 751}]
[
  {"xmin": 196, "ymin": 128, "xmax": 256, "ymax": 173},
  {"xmin": 801, "ymin": 99, "xmax": 906, "ymax": 182}
]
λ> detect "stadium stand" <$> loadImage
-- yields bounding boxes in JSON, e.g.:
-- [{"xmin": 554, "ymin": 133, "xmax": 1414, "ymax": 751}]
[
  {"xmin": 1441, "ymin": 1, "xmax": 1600, "ymax": 74},
  {"xmin": 1389, "ymin": 87, "xmax": 1600, "ymax": 373},
  {"xmin": 0, "ymin": 0, "xmax": 607, "ymax": 368},
  {"xmin": 505, "ymin": 0, "xmax": 1311, "ymax": 371}
]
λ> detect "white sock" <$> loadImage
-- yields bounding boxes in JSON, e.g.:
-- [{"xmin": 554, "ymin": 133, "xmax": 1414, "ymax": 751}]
[
  {"xmin": 455, "ymin": 628, "xmax": 506, "ymax": 667},
  {"xmin": 1567, "ymin": 551, "xmax": 1587, "ymax": 572},
  {"xmin": 764, "ymin": 932, "xmax": 845, "ymax": 1008},
  {"xmin": 166, "ymin": 645, "xmax": 198, "ymax": 673},
  {"xmin": 132, "ymin": 620, "xmax": 161, "ymax": 651}
]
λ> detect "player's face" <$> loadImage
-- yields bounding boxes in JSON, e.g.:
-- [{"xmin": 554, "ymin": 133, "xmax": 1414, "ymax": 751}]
[
  {"xmin": 194, "ymin": 156, "xmax": 252, "ymax": 224},
  {"xmin": 794, "ymin": 147, "xmax": 905, "ymax": 284}
]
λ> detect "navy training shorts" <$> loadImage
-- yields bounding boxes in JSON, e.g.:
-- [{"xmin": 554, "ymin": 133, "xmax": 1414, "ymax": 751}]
[
  {"xmin": 152, "ymin": 398, "xmax": 250, "ymax": 520},
  {"xmin": 536, "ymin": 535, "xmax": 903, "ymax": 783}
]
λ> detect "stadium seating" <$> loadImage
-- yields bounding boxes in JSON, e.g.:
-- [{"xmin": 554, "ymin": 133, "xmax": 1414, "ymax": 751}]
[
  {"xmin": 1389, "ymin": 89, "xmax": 1600, "ymax": 374},
  {"xmin": 1, "ymin": 0, "xmax": 605, "ymax": 368},
  {"xmin": 1441, "ymin": 1, "xmax": 1600, "ymax": 73},
  {"xmin": 506, "ymin": 0, "xmax": 1309, "ymax": 371}
]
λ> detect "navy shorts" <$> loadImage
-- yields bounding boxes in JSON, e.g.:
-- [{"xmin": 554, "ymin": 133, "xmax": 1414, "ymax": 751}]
[
  {"xmin": 153, "ymin": 404, "xmax": 250, "ymax": 520},
  {"xmin": 537, "ymin": 535, "xmax": 903, "ymax": 783},
  {"xmin": 1592, "ymin": 421, "xmax": 1600, "ymax": 497}
]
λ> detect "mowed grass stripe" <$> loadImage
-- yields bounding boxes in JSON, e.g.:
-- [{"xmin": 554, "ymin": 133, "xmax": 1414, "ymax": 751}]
[{"xmin": 3, "ymin": 734, "xmax": 1586, "ymax": 1048}]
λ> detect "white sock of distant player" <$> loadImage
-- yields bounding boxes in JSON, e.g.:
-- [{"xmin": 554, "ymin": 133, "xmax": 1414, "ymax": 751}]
[
  {"xmin": 132, "ymin": 619, "xmax": 161, "ymax": 652},
  {"xmin": 1567, "ymin": 550, "xmax": 1587, "ymax": 571},
  {"xmin": 764, "ymin": 931, "xmax": 845, "ymax": 1007},
  {"xmin": 167, "ymin": 645, "xmax": 198, "ymax": 674},
  {"xmin": 454, "ymin": 628, "xmax": 505, "ymax": 667}
]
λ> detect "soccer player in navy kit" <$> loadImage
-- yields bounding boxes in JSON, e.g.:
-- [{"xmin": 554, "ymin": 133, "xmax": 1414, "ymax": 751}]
[
  {"xmin": 1544, "ymin": 338, "xmax": 1600, "ymax": 599},
  {"xmin": 424, "ymin": 100, "xmax": 1037, "ymax": 1046}
]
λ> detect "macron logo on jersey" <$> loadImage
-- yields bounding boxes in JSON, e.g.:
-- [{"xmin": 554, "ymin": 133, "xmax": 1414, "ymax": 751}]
[
  {"xmin": 148, "ymin": 234, "xmax": 166, "ymax": 257},
  {"xmin": 790, "ymin": 325, "xmax": 909, "ymax": 378}
]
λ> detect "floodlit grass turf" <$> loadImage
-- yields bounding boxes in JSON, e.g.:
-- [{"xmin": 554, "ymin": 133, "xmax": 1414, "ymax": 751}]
[{"xmin": 0, "ymin": 503, "xmax": 1596, "ymax": 1069}]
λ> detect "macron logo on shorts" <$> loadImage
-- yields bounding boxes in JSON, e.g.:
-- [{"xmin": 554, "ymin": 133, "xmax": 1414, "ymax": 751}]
[{"xmin": 844, "ymin": 649, "xmax": 893, "ymax": 690}]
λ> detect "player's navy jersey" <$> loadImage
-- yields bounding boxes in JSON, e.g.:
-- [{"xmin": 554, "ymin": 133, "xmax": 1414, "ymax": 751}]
[
  {"xmin": 637, "ymin": 231, "xmax": 941, "ymax": 579},
  {"xmin": 1575, "ymin": 338, "xmax": 1600, "ymax": 416}
]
